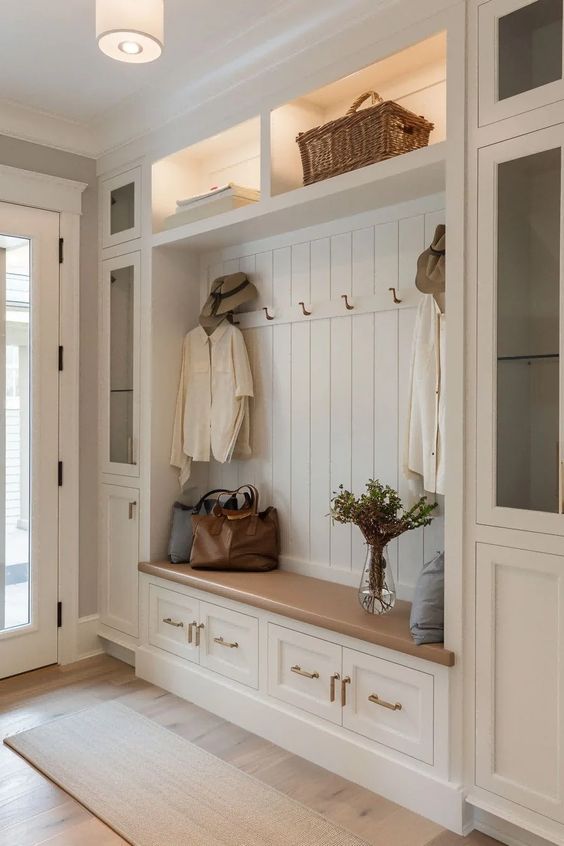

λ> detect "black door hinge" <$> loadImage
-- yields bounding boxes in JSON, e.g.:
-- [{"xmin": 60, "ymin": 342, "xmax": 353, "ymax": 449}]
[
  {"xmin": 58, "ymin": 346, "xmax": 64, "ymax": 372},
  {"xmin": 57, "ymin": 601, "xmax": 62, "ymax": 628},
  {"xmin": 58, "ymin": 461, "xmax": 63, "ymax": 486},
  {"xmin": 59, "ymin": 238, "xmax": 64, "ymax": 264}
]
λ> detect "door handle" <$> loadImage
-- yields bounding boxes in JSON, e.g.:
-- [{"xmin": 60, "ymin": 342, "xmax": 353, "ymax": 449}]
[
  {"xmin": 368, "ymin": 694, "xmax": 402, "ymax": 711},
  {"xmin": 290, "ymin": 665, "xmax": 319, "ymax": 679},
  {"xmin": 162, "ymin": 617, "xmax": 183, "ymax": 628},
  {"xmin": 330, "ymin": 672, "xmax": 340, "ymax": 703},
  {"xmin": 195, "ymin": 623, "xmax": 205, "ymax": 647},
  {"xmin": 214, "ymin": 636, "xmax": 239, "ymax": 649},
  {"xmin": 128, "ymin": 501, "xmax": 137, "ymax": 520},
  {"xmin": 341, "ymin": 676, "xmax": 351, "ymax": 707},
  {"xmin": 188, "ymin": 620, "xmax": 198, "ymax": 644}
]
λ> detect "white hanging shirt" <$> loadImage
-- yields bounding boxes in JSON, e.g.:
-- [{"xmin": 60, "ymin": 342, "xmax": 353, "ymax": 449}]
[
  {"xmin": 404, "ymin": 295, "xmax": 445, "ymax": 496},
  {"xmin": 171, "ymin": 322, "xmax": 253, "ymax": 487}
]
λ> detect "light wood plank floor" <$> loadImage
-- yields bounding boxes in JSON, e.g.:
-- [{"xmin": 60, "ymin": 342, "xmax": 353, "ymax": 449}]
[{"xmin": 0, "ymin": 655, "xmax": 499, "ymax": 846}]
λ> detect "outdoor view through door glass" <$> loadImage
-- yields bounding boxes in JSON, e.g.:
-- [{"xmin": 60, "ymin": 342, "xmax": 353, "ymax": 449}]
[{"xmin": 1, "ymin": 237, "xmax": 30, "ymax": 631}]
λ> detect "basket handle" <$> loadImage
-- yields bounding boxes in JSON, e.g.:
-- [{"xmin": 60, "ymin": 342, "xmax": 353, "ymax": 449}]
[{"xmin": 346, "ymin": 91, "xmax": 383, "ymax": 115}]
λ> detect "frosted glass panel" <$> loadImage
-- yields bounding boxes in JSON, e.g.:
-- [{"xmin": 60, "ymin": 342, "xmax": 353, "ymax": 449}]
[
  {"xmin": 496, "ymin": 148, "xmax": 561, "ymax": 512},
  {"xmin": 109, "ymin": 265, "xmax": 134, "ymax": 465},
  {"xmin": 110, "ymin": 182, "xmax": 135, "ymax": 236},
  {"xmin": 498, "ymin": 0, "xmax": 562, "ymax": 100}
]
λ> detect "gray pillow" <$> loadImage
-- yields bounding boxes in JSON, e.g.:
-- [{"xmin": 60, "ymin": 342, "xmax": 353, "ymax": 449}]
[
  {"xmin": 168, "ymin": 502, "xmax": 193, "ymax": 564},
  {"xmin": 410, "ymin": 552, "xmax": 444, "ymax": 645}
]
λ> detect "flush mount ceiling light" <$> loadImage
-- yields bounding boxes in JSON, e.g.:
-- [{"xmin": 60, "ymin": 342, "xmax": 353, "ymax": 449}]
[{"xmin": 96, "ymin": 0, "xmax": 164, "ymax": 63}]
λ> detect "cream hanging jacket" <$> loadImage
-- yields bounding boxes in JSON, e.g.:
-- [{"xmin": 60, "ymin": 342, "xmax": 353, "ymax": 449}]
[
  {"xmin": 171, "ymin": 322, "xmax": 253, "ymax": 487},
  {"xmin": 404, "ymin": 295, "xmax": 445, "ymax": 496}
]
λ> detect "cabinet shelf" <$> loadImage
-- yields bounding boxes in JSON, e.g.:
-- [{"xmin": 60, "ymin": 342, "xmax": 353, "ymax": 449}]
[{"xmin": 152, "ymin": 142, "xmax": 446, "ymax": 253}]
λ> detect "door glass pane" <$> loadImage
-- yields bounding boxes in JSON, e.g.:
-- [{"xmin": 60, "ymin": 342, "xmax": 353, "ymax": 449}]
[
  {"xmin": 110, "ymin": 265, "xmax": 134, "ymax": 465},
  {"xmin": 1, "ymin": 237, "xmax": 30, "ymax": 630},
  {"xmin": 110, "ymin": 182, "xmax": 135, "ymax": 236},
  {"xmin": 498, "ymin": 0, "xmax": 562, "ymax": 101},
  {"xmin": 496, "ymin": 148, "xmax": 561, "ymax": 511}
]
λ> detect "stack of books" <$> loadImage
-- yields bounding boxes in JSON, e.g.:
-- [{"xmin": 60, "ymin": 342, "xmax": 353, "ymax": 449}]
[{"xmin": 163, "ymin": 183, "xmax": 260, "ymax": 229}]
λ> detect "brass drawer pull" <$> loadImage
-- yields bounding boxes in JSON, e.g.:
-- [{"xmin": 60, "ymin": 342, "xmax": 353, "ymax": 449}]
[
  {"xmin": 214, "ymin": 636, "xmax": 239, "ymax": 649},
  {"xmin": 196, "ymin": 623, "xmax": 205, "ymax": 647},
  {"xmin": 162, "ymin": 617, "xmax": 183, "ymax": 628},
  {"xmin": 291, "ymin": 665, "xmax": 319, "ymax": 679},
  {"xmin": 368, "ymin": 694, "xmax": 402, "ymax": 711},
  {"xmin": 330, "ymin": 672, "xmax": 340, "ymax": 702},
  {"xmin": 187, "ymin": 621, "xmax": 198, "ymax": 644},
  {"xmin": 341, "ymin": 676, "xmax": 351, "ymax": 707}
]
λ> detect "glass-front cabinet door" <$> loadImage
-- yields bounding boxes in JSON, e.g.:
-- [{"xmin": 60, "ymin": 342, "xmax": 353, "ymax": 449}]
[
  {"xmin": 479, "ymin": 0, "xmax": 564, "ymax": 125},
  {"xmin": 477, "ymin": 125, "xmax": 564, "ymax": 533},
  {"xmin": 101, "ymin": 168, "xmax": 141, "ymax": 248},
  {"xmin": 101, "ymin": 252, "xmax": 140, "ymax": 477}
]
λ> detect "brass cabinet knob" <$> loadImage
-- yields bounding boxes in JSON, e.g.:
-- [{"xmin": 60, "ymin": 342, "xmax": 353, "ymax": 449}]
[
  {"xmin": 341, "ymin": 676, "xmax": 351, "ymax": 707},
  {"xmin": 368, "ymin": 694, "xmax": 402, "ymax": 711},
  {"xmin": 290, "ymin": 665, "xmax": 319, "ymax": 679},
  {"xmin": 330, "ymin": 673, "xmax": 341, "ymax": 703}
]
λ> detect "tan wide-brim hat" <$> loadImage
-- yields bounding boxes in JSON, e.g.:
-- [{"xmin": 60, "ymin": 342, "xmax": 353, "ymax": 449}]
[
  {"xmin": 415, "ymin": 224, "xmax": 445, "ymax": 295},
  {"xmin": 200, "ymin": 271, "xmax": 258, "ymax": 318}
]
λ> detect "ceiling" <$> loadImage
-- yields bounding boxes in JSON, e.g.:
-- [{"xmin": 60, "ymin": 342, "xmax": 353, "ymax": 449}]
[
  {"xmin": 0, "ymin": 0, "xmax": 289, "ymax": 124},
  {"xmin": 0, "ymin": 0, "xmax": 400, "ymax": 157}
]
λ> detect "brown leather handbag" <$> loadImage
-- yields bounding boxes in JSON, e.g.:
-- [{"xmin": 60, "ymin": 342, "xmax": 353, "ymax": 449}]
[{"xmin": 190, "ymin": 485, "xmax": 279, "ymax": 572}]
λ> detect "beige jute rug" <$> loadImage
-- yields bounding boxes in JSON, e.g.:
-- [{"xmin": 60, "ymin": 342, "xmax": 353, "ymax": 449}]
[{"xmin": 4, "ymin": 700, "xmax": 371, "ymax": 846}]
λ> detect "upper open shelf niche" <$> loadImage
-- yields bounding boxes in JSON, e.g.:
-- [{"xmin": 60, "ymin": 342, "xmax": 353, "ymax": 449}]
[
  {"xmin": 152, "ymin": 117, "xmax": 261, "ymax": 234},
  {"xmin": 270, "ymin": 32, "xmax": 447, "ymax": 196}
]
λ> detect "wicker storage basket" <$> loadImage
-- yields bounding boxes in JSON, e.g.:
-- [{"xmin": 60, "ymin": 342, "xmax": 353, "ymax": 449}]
[{"xmin": 296, "ymin": 91, "xmax": 434, "ymax": 186}]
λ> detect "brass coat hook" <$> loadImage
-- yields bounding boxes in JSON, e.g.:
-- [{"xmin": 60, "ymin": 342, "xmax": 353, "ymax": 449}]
[
  {"xmin": 298, "ymin": 301, "xmax": 312, "ymax": 316},
  {"xmin": 341, "ymin": 294, "xmax": 354, "ymax": 310},
  {"xmin": 263, "ymin": 307, "xmax": 275, "ymax": 321},
  {"xmin": 389, "ymin": 287, "xmax": 402, "ymax": 304}
]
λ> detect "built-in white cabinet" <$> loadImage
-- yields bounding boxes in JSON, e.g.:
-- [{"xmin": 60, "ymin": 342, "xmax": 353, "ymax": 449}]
[
  {"xmin": 267, "ymin": 624, "xmax": 434, "ymax": 764},
  {"xmin": 101, "ymin": 167, "xmax": 141, "ymax": 248},
  {"xmin": 476, "ymin": 124, "xmax": 564, "ymax": 535},
  {"xmin": 479, "ymin": 0, "xmax": 564, "ymax": 126},
  {"xmin": 99, "ymin": 484, "xmax": 140, "ymax": 638},
  {"xmin": 100, "ymin": 252, "xmax": 141, "ymax": 478},
  {"xmin": 148, "ymin": 584, "xmax": 259, "ymax": 688},
  {"xmin": 475, "ymin": 543, "xmax": 564, "ymax": 821}
]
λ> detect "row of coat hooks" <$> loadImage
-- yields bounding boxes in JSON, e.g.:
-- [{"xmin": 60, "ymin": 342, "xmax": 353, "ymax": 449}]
[{"xmin": 260, "ymin": 287, "xmax": 402, "ymax": 321}]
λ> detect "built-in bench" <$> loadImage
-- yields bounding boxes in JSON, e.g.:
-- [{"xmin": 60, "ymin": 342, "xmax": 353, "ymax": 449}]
[{"xmin": 138, "ymin": 561, "xmax": 454, "ymax": 667}]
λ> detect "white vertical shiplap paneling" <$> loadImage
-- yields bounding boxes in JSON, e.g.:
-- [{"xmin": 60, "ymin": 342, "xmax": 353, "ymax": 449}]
[
  {"xmin": 272, "ymin": 323, "xmax": 292, "ymax": 556},
  {"xmin": 330, "ymin": 232, "xmax": 352, "ymax": 301},
  {"xmin": 291, "ymin": 242, "xmax": 310, "ymax": 306},
  {"xmin": 291, "ymin": 321, "xmax": 311, "ymax": 561},
  {"xmin": 352, "ymin": 228, "xmax": 375, "ymax": 298},
  {"xmin": 273, "ymin": 247, "xmax": 291, "ymax": 313},
  {"xmin": 351, "ymin": 313, "xmax": 375, "ymax": 572},
  {"xmin": 310, "ymin": 238, "xmax": 330, "ymax": 305},
  {"xmin": 397, "ymin": 307, "xmax": 424, "ymax": 590},
  {"xmin": 374, "ymin": 221, "xmax": 399, "ymax": 295},
  {"xmin": 201, "ymin": 199, "xmax": 444, "ymax": 595},
  {"xmin": 310, "ymin": 319, "xmax": 331, "ymax": 567},
  {"xmin": 330, "ymin": 315, "xmax": 352, "ymax": 571}
]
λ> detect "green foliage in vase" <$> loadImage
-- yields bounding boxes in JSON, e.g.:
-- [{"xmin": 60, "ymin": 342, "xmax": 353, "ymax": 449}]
[{"xmin": 330, "ymin": 479, "xmax": 437, "ymax": 550}]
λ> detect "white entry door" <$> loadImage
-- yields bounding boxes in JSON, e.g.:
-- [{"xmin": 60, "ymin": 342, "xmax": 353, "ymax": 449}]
[{"xmin": 0, "ymin": 202, "xmax": 60, "ymax": 679}]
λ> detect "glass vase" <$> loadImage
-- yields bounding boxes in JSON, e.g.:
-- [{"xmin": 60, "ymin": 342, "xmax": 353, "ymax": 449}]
[{"xmin": 358, "ymin": 543, "xmax": 396, "ymax": 615}]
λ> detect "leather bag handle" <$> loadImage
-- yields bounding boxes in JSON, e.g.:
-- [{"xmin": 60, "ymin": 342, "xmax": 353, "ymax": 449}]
[{"xmin": 216, "ymin": 484, "xmax": 259, "ymax": 518}]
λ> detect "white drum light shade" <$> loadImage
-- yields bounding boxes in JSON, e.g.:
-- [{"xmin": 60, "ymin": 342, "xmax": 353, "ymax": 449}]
[{"xmin": 96, "ymin": 0, "xmax": 164, "ymax": 63}]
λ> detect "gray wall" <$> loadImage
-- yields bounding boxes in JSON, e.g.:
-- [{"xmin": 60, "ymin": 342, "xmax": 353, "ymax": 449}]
[{"xmin": 0, "ymin": 135, "xmax": 98, "ymax": 617}]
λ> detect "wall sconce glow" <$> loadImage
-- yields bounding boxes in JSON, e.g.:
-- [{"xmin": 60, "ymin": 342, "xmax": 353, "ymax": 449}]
[{"xmin": 96, "ymin": 0, "xmax": 164, "ymax": 64}]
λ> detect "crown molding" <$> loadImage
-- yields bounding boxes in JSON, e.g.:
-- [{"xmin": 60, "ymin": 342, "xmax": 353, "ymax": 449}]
[{"xmin": 0, "ymin": 98, "xmax": 98, "ymax": 158}]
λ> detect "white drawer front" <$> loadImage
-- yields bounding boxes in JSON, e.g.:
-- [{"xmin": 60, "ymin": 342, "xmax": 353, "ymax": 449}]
[
  {"xmin": 199, "ymin": 601, "xmax": 259, "ymax": 689},
  {"xmin": 342, "ymin": 648, "xmax": 434, "ymax": 764},
  {"xmin": 268, "ymin": 624, "xmax": 342, "ymax": 724},
  {"xmin": 148, "ymin": 585, "xmax": 200, "ymax": 663}
]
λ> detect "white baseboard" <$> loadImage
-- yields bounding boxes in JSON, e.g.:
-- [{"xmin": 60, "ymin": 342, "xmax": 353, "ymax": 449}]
[
  {"xmin": 468, "ymin": 794, "xmax": 563, "ymax": 846},
  {"xmin": 76, "ymin": 614, "xmax": 104, "ymax": 660},
  {"xmin": 136, "ymin": 644, "xmax": 465, "ymax": 833},
  {"xmin": 103, "ymin": 639, "xmax": 136, "ymax": 667}
]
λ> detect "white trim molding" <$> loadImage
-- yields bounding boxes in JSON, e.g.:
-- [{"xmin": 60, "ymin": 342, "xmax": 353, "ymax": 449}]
[
  {"xmin": 76, "ymin": 614, "xmax": 104, "ymax": 660},
  {"xmin": 0, "ymin": 164, "xmax": 87, "ymax": 215}
]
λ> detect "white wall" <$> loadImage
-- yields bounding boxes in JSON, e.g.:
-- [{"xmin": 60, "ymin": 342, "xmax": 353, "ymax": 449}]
[
  {"xmin": 196, "ymin": 194, "xmax": 445, "ymax": 597},
  {"xmin": 0, "ymin": 135, "xmax": 98, "ymax": 616}
]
